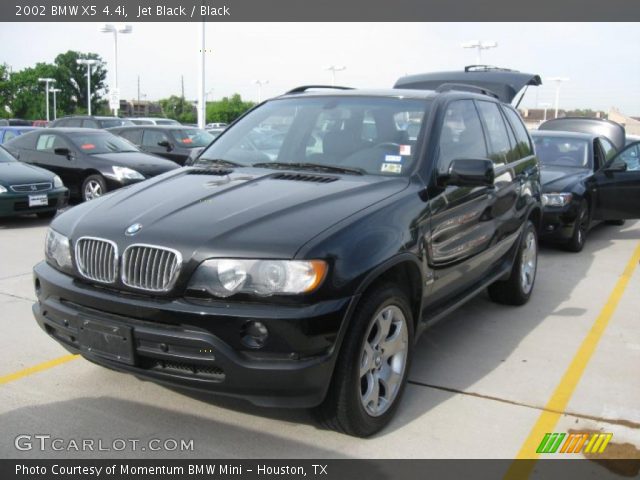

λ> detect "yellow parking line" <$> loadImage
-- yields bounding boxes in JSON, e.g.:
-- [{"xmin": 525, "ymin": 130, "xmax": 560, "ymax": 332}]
[
  {"xmin": 505, "ymin": 242, "xmax": 640, "ymax": 479},
  {"xmin": 0, "ymin": 354, "xmax": 78, "ymax": 385}
]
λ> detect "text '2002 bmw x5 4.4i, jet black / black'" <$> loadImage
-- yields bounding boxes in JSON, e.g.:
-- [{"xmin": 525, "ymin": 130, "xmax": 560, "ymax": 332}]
[{"xmin": 33, "ymin": 68, "xmax": 543, "ymax": 437}]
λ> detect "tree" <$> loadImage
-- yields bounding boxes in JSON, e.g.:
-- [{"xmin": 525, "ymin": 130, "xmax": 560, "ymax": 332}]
[
  {"xmin": 206, "ymin": 94, "xmax": 255, "ymax": 124},
  {"xmin": 9, "ymin": 63, "xmax": 58, "ymax": 119},
  {"xmin": 159, "ymin": 95, "xmax": 196, "ymax": 124},
  {"xmin": 0, "ymin": 64, "xmax": 14, "ymax": 118},
  {"xmin": 54, "ymin": 50, "xmax": 107, "ymax": 114}
]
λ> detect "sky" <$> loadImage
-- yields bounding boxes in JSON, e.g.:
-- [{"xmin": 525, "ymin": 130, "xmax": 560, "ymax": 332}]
[{"xmin": 1, "ymin": 22, "xmax": 639, "ymax": 115}]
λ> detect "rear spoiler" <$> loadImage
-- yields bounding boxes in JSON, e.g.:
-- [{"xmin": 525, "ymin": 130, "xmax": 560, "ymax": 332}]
[{"xmin": 394, "ymin": 66, "xmax": 542, "ymax": 104}]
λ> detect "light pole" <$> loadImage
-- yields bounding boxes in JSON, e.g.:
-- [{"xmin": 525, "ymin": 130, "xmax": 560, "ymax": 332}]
[
  {"xmin": 99, "ymin": 23, "xmax": 132, "ymax": 117},
  {"xmin": 49, "ymin": 88, "xmax": 61, "ymax": 120},
  {"xmin": 197, "ymin": 21, "xmax": 206, "ymax": 129},
  {"xmin": 254, "ymin": 80, "xmax": 269, "ymax": 103},
  {"xmin": 38, "ymin": 78, "xmax": 56, "ymax": 122},
  {"xmin": 76, "ymin": 58, "xmax": 99, "ymax": 116},
  {"xmin": 325, "ymin": 66, "xmax": 346, "ymax": 87},
  {"xmin": 547, "ymin": 77, "xmax": 569, "ymax": 118},
  {"xmin": 461, "ymin": 40, "xmax": 498, "ymax": 64},
  {"xmin": 539, "ymin": 102, "xmax": 552, "ymax": 122}
]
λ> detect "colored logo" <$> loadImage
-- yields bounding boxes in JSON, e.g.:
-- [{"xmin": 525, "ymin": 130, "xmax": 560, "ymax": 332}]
[
  {"xmin": 125, "ymin": 223, "xmax": 143, "ymax": 236},
  {"xmin": 536, "ymin": 432, "xmax": 613, "ymax": 454}
]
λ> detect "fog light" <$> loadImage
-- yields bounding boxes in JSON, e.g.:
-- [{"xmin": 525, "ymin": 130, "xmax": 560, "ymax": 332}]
[{"xmin": 241, "ymin": 321, "xmax": 269, "ymax": 349}]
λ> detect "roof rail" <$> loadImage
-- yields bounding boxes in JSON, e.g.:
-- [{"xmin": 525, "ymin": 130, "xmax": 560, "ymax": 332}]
[
  {"xmin": 435, "ymin": 83, "xmax": 500, "ymax": 99},
  {"xmin": 464, "ymin": 65, "xmax": 519, "ymax": 73},
  {"xmin": 285, "ymin": 85, "xmax": 354, "ymax": 94}
]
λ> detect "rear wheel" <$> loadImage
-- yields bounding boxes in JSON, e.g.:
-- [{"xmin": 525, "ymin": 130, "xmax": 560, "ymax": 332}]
[
  {"xmin": 488, "ymin": 220, "xmax": 537, "ymax": 306},
  {"xmin": 315, "ymin": 283, "xmax": 414, "ymax": 437},
  {"xmin": 82, "ymin": 174, "xmax": 107, "ymax": 202},
  {"xmin": 565, "ymin": 202, "xmax": 589, "ymax": 252}
]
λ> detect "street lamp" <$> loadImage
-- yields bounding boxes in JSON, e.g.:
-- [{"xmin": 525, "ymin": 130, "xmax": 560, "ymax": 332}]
[
  {"xmin": 38, "ymin": 78, "xmax": 56, "ymax": 122},
  {"xmin": 325, "ymin": 65, "xmax": 346, "ymax": 87},
  {"xmin": 539, "ymin": 102, "xmax": 552, "ymax": 122},
  {"xmin": 99, "ymin": 23, "xmax": 133, "ymax": 116},
  {"xmin": 76, "ymin": 58, "xmax": 100, "ymax": 116},
  {"xmin": 461, "ymin": 40, "xmax": 498, "ymax": 64},
  {"xmin": 49, "ymin": 88, "xmax": 61, "ymax": 121},
  {"xmin": 254, "ymin": 80, "xmax": 269, "ymax": 103},
  {"xmin": 547, "ymin": 77, "xmax": 569, "ymax": 118}
]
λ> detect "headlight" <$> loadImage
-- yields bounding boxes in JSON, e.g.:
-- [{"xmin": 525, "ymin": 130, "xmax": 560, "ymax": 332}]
[
  {"xmin": 188, "ymin": 259, "xmax": 328, "ymax": 297},
  {"xmin": 45, "ymin": 228, "xmax": 72, "ymax": 270},
  {"xmin": 0, "ymin": 185, "xmax": 7, "ymax": 194},
  {"xmin": 542, "ymin": 193, "xmax": 573, "ymax": 207},
  {"xmin": 53, "ymin": 175, "xmax": 64, "ymax": 188},
  {"xmin": 112, "ymin": 166, "xmax": 144, "ymax": 180}
]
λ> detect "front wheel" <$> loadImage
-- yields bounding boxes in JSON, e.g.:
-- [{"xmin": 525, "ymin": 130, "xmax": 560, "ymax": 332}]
[
  {"xmin": 82, "ymin": 174, "xmax": 107, "ymax": 202},
  {"xmin": 565, "ymin": 202, "xmax": 589, "ymax": 252},
  {"xmin": 315, "ymin": 283, "xmax": 414, "ymax": 437},
  {"xmin": 488, "ymin": 220, "xmax": 538, "ymax": 306}
]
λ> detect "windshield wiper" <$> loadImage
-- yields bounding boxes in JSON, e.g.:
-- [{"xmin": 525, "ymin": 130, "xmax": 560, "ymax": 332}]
[
  {"xmin": 252, "ymin": 162, "xmax": 364, "ymax": 175},
  {"xmin": 196, "ymin": 158, "xmax": 245, "ymax": 168}
]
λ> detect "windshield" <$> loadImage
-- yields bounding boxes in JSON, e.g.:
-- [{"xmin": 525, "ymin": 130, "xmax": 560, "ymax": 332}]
[
  {"xmin": 68, "ymin": 132, "xmax": 139, "ymax": 154},
  {"xmin": 197, "ymin": 96, "xmax": 430, "ymax": 176},
  {"xmin": 0, "ymin": 146, "xmax": 17, "ymax": 163},
  {"xmin": 101, "ymin": 119, "xmax": 135, "ymax": 128},
  {"xmin": 533, "ymin": 135, "xmax": 591, "ymax": 168},
  {"xmin": 171, "ymin": 129, "xmax": 215, "ymax": 148}
]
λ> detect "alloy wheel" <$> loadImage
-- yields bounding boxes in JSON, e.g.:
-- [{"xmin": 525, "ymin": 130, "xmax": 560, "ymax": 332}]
[{"xmin": 520, "ymin": 230, "xmax": 537, "ymax": 294}]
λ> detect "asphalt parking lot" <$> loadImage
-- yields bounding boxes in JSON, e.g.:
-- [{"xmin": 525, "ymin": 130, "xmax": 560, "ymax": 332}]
[{"xmin": 1, "ymin": 214, "xmax": 639, "ymax": 462}]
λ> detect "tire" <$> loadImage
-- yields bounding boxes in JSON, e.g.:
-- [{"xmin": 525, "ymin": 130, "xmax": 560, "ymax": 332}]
[
  {"xmin": 606, "ymin": 219, "xmax": 626, "ymax": 226},
  {"xmin": 81, "ymin": 174, "xmax": 107, "ymax": 202},
  {"xmin": 315, "ymin": 283, "xmax": 414, "ymax": 437},
  {"xmin": 36, "ymin": 210, "xmax": 57, "ymax": 219},
  {"xmin": 565, "ymin": 201, "xmax": 589, "ymax": 253},
  {"xmin": 488, "ymin": 219, "xmax": 538, "ymax": 306}
]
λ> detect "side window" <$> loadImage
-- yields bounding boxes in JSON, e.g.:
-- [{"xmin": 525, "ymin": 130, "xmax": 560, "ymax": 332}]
[
  {"xmin": 142, "ymin": 130, "xmax": 169, "ymax": 147},
  {"xmin": 3, "ymin": 131, "xmax": 17, "ymax": 142},
  {"xmin": 54, "ymin": 119, "xmax": 68, "ymax": 127},
  {"xmin": 36, "ymin": 134, "xmax": 68, "ymax": 152},
  {"xmin": 437, "ymin": 100, "xmax": 487, "ymax": 175},
  {"xmin": 475, "ymin": 101, "xmax": 513, "ymax": 165},
  {"xmin": 503, "ymin": 107, "xmax": 533, "ymax": 158},
  {"xmin": 83, "ymin": 119, "xmax": 99, "ymax": 128},
  {"xmin": 118, "ymin": 129, "xmax": 143, "ymax": 145},
  {"xmin": 599, "ymin": 138, "xmax": 617, "ymax": 163},
  {"xmin": 616, "ymin": 142, "xmax": 640, "ymax": 171}
]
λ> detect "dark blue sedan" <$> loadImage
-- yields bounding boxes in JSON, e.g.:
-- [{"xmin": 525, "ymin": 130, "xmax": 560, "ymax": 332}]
[{"xmin": 0, "ymin": 126, "xmax": 39, "ymax": 144}]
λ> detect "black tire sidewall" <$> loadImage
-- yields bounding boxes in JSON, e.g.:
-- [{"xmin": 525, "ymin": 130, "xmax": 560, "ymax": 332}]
[{"xmin": 567, "ymin": 201, "xmax": 588, "ymax": 252}]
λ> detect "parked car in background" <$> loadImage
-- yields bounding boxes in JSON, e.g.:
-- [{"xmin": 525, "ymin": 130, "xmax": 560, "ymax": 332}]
[
  {"xmin": 206, "ymin": 122, "xmax": 228, "ymax": 129},
  {"xmin": 539, "ymin": 117, "xmax": 626, "ymax": 150},
  {"xmin": 3, "ymin": 128, "xmax": 179, "ymax": 202},
  {"xmin": 32, "ymin": 120, "xmax": 49, "ymax": 128},
  {"xmin": 532, "ymin": 128, "xmax": 640, "ymax": 251},
  {"xmin": 626, "ymin": 134, "xmax": 640, "ymax": 146},
  {"xmin": 33, "ymin": 71, "xmax": 543, "ymax": 437},
  {"xmin": 0, "ymin": 118, "xmax": 32, "ymax": 126},
  {"xmin": 0, "ymin": 146, "xmax": 68, "ymax": 219},
  {"xmin": 206, "ymin": 127, "xmax": 226, "ymax": 139},
  {"xmin": 0, "ymin": 126, "xmax": 39, "ymax": 144},
  {"xmin": 50, "ymin": 116, "xmax": 135, "ymax": 129},
  {"xmin": 127, "ymin": 117, "xmax": 181, "ymax": 126},
  {"xmin": 108, "ymin": 125, "xmax": 216, "ymax": 165}
]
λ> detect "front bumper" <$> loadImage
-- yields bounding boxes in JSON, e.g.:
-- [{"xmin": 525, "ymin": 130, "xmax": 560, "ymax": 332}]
[
  {"xmin": 0, "ymin": 187, "xmax": 68, "ymax": 217},
  {"xmin": 33, "ymin": 261, "xmax": 355, "ymax": 407},
  {"xmin": 539, "ymin": 203, "xmax": 580, "ymax": 241}
]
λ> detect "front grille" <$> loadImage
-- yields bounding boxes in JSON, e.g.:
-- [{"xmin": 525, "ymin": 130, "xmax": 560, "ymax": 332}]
[
  {"xmin": 122, "ymin": 244, "xmax": 181, "ymax": 292},
  {"xmin": 10, "ymin": 182, "xmax": 52, "ymax": 193},
  {"xmin": 75, "ymin": 237, "xmax": 118, "ymax": 283}
]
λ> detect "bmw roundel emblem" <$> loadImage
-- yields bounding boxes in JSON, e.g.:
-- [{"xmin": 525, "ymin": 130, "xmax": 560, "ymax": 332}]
[{"xmin": 125, "ymin": 223, "xmax": 143, "ymax": 236}]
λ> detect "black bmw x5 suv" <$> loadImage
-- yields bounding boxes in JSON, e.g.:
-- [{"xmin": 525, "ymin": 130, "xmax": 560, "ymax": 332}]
[{"xmin": 33, "ymin": 69, "xmax": 542, "ymax": 436}]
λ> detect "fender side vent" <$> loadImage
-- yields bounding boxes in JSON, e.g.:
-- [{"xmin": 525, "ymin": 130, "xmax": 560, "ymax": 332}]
[
  {"xmin": 188, "ymin": 168, "xmax": 233, "ymax": 176},
  {"xmin": 272, "ymin": 173, "xmax": 337, "ymax": 183}
]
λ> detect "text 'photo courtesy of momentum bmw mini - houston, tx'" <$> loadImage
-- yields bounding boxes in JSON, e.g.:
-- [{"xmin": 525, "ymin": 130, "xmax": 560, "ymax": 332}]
[{"xmin": 2, "ymin": 11, "xmax": 640, "ymax": 480}]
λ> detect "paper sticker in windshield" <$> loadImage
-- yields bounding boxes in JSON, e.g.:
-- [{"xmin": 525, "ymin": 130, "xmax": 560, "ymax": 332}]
[
  {"xmin": 80, "ymin": 144, "xmax": 95, "ymax": 150},
  {"xmin": 385, "ymin": 155, "xmax": 402, "ymax": 163},
  {"xmin": 399, "ymin": 145, "xmax": 411, "ymax": 156},
  {"xmin": 381, "ymin": 163, "xmax": 402, "ymax": 174},
  {"xmin": 180, "ymin": 138, "xmax": 193, "ymax": 144}
]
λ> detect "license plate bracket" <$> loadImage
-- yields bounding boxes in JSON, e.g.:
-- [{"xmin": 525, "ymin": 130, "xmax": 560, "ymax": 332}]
[
  {"xmin": 78, "ymin": 319, "xmax": 135, "ymax": 365},
  {"xmin": 28, "ymin": 194, "xmax": 48, "ymax": 207}
]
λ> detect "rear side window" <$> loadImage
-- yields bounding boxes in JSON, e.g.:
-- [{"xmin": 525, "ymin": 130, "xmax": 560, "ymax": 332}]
[
  {"xmin": 475, "ymin": 101, "xmax": 513, "ymax": 165},
  {"xmin": 437, "ymin": 100, "xmax": 487, "ymax": 175},
  {"xmin": 503, "ymin": 107, "xmax": 533, "ymax": 158},
  {"xmin": 3, "ymin": 130, "xmax": 18, "ymax": 142},
  {"xmin": 36, "ymin": 134, "xmax": 68, "ymax": 151},
  {"xmin": 118, "ymin": 129, "xmax": 143, "ymax": 145}
]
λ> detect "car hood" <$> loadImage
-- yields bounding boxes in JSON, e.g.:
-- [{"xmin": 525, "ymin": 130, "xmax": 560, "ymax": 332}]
[
  {"xmin": 0, "ymin": 161, "xmax": 55, "ymax": 186},
  {"xmin": 540, "ymin": 166, "xmax": 591, "ymax": 192},
  {"xmin": 91, "ymin": 151, "xmax": 180, "ymax": 176},
  {"xmin": 53, "ymin": 167, "xmax": 409, "ymax": 259}
]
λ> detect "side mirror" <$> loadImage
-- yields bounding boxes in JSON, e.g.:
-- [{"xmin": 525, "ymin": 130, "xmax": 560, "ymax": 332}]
[
  {"xmin": 54, "ymin": 147, "xmax": 72, "ymax": 159},
  {"xmin": 441, "ymin": 159, "xmax": 495, "ymax": 188},
  {"xmin": 605, "ymin": 162, "xmax": 627, "ymax": 173},
  {"xmin": 157, "ymin": 140, "xmax": 172, "ymax": 151}
]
